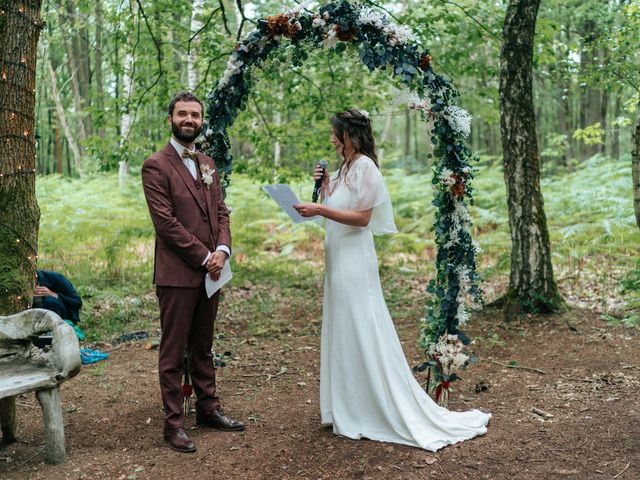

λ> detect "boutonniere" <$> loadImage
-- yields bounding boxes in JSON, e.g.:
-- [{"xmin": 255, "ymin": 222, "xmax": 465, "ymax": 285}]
[{"xmin": 200, "ymin": 164, "xmax": 214, "ymax": 190}]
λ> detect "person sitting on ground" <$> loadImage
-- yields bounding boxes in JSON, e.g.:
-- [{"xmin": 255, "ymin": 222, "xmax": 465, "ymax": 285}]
[{"xmin": 33, "ymin": 270, "xmax": 82, "ymax": 324}]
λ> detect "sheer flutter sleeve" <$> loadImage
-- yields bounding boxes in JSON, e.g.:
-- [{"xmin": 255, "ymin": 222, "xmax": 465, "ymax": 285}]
[{"xmin": 348, "ymin": 157, "xmax": 398, "ymax": 235}]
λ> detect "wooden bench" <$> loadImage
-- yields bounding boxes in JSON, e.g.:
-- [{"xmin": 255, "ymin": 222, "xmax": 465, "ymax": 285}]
[{"xmin": 0, "ymin": 308, "xmax": 81, "ymax": 464}]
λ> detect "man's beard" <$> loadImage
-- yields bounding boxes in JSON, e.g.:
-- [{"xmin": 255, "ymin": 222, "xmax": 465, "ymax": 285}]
[{"xmin": 171, "ymin": 121, "xmax": 202, "ymax": 143}]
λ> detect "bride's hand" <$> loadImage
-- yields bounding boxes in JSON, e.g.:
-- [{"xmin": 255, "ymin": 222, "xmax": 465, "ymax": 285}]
[
  {"xmin": 314, "ymin": 165, "xmax": 329, "ymax": 190},
  {"xmin": 294, "ymin": 202, "xmax": 322, "ymax": 217}
]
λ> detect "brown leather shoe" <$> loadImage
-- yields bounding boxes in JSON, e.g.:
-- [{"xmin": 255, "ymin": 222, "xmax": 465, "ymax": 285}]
[
  {"xmin": 196, "ymin": 410, "xmax": 245, "ymax": 431},
  {"xmin": 163, "ymin": 426, "xmax": 196, "ymax": 453}
]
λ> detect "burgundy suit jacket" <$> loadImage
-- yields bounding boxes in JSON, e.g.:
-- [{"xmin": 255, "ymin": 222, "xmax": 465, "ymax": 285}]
[{"xmin": 142, "ymin": 143, "xmax": 231, "ymax": 288}]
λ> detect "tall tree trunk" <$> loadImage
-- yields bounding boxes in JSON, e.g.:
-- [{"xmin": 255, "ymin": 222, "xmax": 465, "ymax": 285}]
[
  {"xmin": 94, "ymin": 2, "xmax": 105, "ymax": 139},
  {"xmin": 377, "ymin": 113, "xmax": 393, "ymax": 164},
  {"xmin": 404, "ymin": 107, "xmax": 411, "ymax": 163},
  {"xmin": 578, "ymin": 18, "xmax": 601, "ymax": 160},
  {"xmin": 46, "ymin": 57, "xmax": 82, "ymax": 174},
  {"xmin": 55, "ymin": 124, "xmax": 62, "ymax": 174},
  {"xmin": 599, "ymin": 88, "xmax": 608, "ymax": 155},
  {"xmin": 557, "ymin": 84, "xmax": 569, "ymax": 167},
  {"xmin": 273, "ymin": 108, "xmax": 282, "ymax": 167},
  {"xmin": 64, "ymin": 0, "xmax": 92, "ymax": 138},
  {"xmin": 632, "ymin": 104, "xmax": 640, "ymax": 231},
  {"xmin": 188, "ymin": 0, "xmax": 204, "ymax": 91},
  {"xmin": 499, "ymin": 0, "xmax": 563, "ymax": 319},
  {"xmin": 0, "ymin": 0, "xmax": 43, "ymax": 314},
  {"xmin": 612, "ymin": 94, "xmax": 621, "ymax": 160}
]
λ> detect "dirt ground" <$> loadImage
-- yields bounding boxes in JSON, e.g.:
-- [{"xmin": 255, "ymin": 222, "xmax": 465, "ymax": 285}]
[{"xmin": 1, "ymin": 288, "xmax": 639, "ymax": 479}]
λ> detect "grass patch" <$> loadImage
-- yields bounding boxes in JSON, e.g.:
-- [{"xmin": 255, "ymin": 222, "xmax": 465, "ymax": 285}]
[{"xmin": 35, "ymin": 156, "xmax": 639, "ymax": 340}]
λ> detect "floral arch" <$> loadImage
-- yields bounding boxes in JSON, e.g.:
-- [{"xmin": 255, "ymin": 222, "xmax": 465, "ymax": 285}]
[{"xmin": 200, "ymin": 0, "xmax": 482, "ymax": 402}]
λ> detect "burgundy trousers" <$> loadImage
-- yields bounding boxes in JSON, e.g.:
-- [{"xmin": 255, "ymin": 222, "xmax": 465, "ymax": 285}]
[{"xmin": 156, "ymin": 282, "xmax": 221, "ymax": 428}]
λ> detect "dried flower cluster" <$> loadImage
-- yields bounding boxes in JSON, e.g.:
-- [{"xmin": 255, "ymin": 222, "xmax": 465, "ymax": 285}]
[
  {"xmin": 357, "ymin": 6, "xmax": 418, "ymax": 45},
  {"xmin": 420, "ymin": 54, "xmax": 432, "ymax": 70},
  {"xmin": 219, "ymin": 56, "xmax": 244, "ymax": 89},
  {"xmin": 428, "ymin": 334, "xmax": 469, "ymax": 378},
  {"xmin": 443, "ymin": 105, "xmax": 472, "ymax": 138},
  {"xmin": 266, "ymin": 13, "xmax": 300, "ymax": 38},
  {"xmin": 392, "ymin": 90, "xmax": 432, "ymax": 113}
]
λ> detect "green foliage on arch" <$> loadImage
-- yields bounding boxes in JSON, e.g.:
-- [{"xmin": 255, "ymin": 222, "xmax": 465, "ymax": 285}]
[{"xmin": 201, "ymin": 1, "xmax": 482, "ymax": 395}]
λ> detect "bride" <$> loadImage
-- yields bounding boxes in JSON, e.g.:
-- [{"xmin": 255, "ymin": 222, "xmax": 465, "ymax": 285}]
[{"xmin": 294, "ymin": 109, "xmax": 490, "ymax": 451}]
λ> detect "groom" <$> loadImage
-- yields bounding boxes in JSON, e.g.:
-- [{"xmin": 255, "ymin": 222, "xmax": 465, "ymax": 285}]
[{"xmin": 142, "ymin": 92, "xmax": 244, "ymax": 453}]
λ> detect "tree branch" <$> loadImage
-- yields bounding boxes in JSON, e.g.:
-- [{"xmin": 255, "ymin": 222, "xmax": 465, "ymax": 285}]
[
  {"xmin": 219, "ymin": 0, "xmax": 232, "ymax": 36},
  {"xmin": 610, "ymin": 70, "xmax": 640, "ymax": 94},
  {"xmin": 435, "ymin": 0, "xmax": 499, "ymax": 39},
  {"xmin": 125, "ymin": 0, "xmax": 165, "ymax": 144},
  {"xmin": 188, "ymin": 7, "xmax": 222, "ymax": 54},
  {"xmin": 251, "ymin": 95, "xmax": 276, "ymax": 139},
  {"xmin": 235, "ymin": 0, "xmax": 256, "ymax": 41},
  {"xmin": 362, "ymin": 0, "xmax": 402, "ymax": 23},
  {"xmin": 195, "ymin": 50, "xmax": 234, "ymax": 91},
  {"xmin": 289, "ymin": 67, "xmax": 324, "ymax": 95}
]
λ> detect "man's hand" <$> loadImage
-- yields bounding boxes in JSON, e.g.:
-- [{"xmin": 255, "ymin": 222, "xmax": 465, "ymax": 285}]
[
  {"xmin": 206, "ymin": 250, "xmax": 228, "ymax": 280},
  {"xmin": 34, "ymin": 286, "xmax": 58, "ymax": 298}
]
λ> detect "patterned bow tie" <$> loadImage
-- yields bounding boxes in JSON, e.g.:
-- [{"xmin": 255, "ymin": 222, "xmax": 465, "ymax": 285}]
[{"xmin": 181, "ymin": 149, "xmax": 198, "ymax": 160}]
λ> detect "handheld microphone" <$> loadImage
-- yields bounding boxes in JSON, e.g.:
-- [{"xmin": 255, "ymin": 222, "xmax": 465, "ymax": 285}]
[{"xmin": 312, "ymin": 160, "xmax": 328, "ymax": 203}]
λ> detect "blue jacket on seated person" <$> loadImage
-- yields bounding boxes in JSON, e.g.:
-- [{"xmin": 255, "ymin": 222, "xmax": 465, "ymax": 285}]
[{"xmin": 33, "ymin": 270, "xmax": 82, "ymax": 324}]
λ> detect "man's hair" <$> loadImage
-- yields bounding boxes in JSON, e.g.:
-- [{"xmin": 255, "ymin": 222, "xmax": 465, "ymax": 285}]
[{"xmin": 168, "ymin": 92, "xmax": 203, "ymax": 116}]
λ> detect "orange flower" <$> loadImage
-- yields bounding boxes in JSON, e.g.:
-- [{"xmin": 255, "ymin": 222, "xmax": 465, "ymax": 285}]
[
  {"xmin": 420, "ymin": 54, "xmax": 432, "ymax": 70},
  {"xmin": 450, "ymin": 175, "xmax": 465, "ymax": 198},
  {"xmin": 336, "ymin": 23, "xmax": 357, "ymax": 41},
  {"xmin": 266, "ymin": 13, "xmax": 290, "ymax": 35}
]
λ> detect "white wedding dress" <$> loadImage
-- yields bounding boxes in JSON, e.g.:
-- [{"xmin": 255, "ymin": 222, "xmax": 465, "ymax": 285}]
[{"xmin": 320, "ymin": 155, "xmax": 490, "ymax": 451}]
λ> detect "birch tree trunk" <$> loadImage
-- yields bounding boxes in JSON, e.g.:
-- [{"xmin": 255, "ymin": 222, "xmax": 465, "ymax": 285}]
[
  {"xmin": 611, "ymin": 94, "xmax": 621, "ymax": 161},
  {"xmin": 188, "ymin": 0, "xmax": 204, "ymax": 91},
  {"xmin": 632, "ymin": 105, "xmax": 640, "ymax": 231},
  {"xmin": 46, "ymin": 58, "xmax": 82, "ymax": 173},
  {"xmin": 62, "ymin": 0, "xmax": 91, "ymax": 145},
  {"xmin": 0, "ymin": 0, "xmax": 43, "ymax": 314},
  {"xmin": 499, "ymin": 0, "xmax": 563, "ymax": 319},
  {"xmin": 94, "ymin": 2, "xmax": 105, "ymax": 139},
  {"xmin": 120, "ymin": 50, "xmax": 134, "ymax": 145},
  {"xmin": 377, "ymin": 113, "xmax": 393, "ymax": 164}
]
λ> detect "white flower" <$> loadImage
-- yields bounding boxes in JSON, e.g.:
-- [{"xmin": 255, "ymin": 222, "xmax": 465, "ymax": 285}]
[
  {"xmin": 320, "ymin": 26, "xmax": 340, "ymax": 49},
  {"xmin": 205, "ymin": 128, "xmax": 213, "ymax": 137},
  {"xmin": 360, "ymin": 109, "xmax": 369, "ymax": 119},
  {"xmin": 200, "ymin": 164, "xmax": 215, "ymax": 190},
  {"xmin": 312, "ymin": 16, "xmax": 326, "ymax": 28},
  {"xmin": 218, "ymin": 56, "xmax": 244, "ymax": 89},
  {"xmin": 392, "ymin": 89, "xmax": 431, "ymax": 113},
  {"xmin": 443, "ymin": 106, "xmax": 472, "ymax": 138},
  {"xmin": 456, "ymin": 266, "xmax": 472, "ymax": 293},
  {"xmin": 257, "ymin": 35, "xmax": 270, "ymax": 50},
  {"xmin": 287, "ymin": 0, "xmax": 316, "ymax": 17},
  {"xmin": 358, "ymin": 8, "xmax": 386, "ymax": 29},
  {"xmin": 456, "ymin": 302, "xmax": 469, "ymax": 326},
  {"xmin": 390, "ymin": 24, "xmax": 418, "ymax": 45},
  {"xmin": 287, "ymin": 5, "xmax": 303, "ymax": 17},
  {"xmin": 443, "ymin": 199, "xmax": 472, "ymax": 249},
  {"xmin": 357, "ymin": 5, "xmax": 418, "ymax": 46},
  {"xmin": 428, "ymin": 334, "xmax": 469, "ymax": 376},
  {"xmin": 438, "ymin": 167, "xmax": 456, "ymax": 187}
]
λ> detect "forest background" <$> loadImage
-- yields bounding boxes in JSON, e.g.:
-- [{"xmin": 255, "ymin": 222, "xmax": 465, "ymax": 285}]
[
  {"xmin": 24, "ymin": 0, "xmax": 639, "ymax": 338},
  {"xmin": 0, "ymin": 0, "xmax": 640, "ymax": 478}
]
